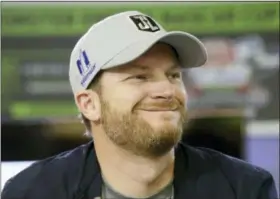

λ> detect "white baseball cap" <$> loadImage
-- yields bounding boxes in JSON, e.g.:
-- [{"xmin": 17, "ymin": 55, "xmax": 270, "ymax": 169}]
[{"xmin": 69, "ymin": 11, "xmax": 207, "ymax": 93}]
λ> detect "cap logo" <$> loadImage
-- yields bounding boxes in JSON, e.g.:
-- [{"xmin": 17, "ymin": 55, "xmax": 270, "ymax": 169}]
[
  {"xmin": 76, "ymin": 50, "xmax": 91, "ymax": 75},
  {"xmin": 76, "ymin": 50, "xmax": 96, "ymax": 87},
  {"xmin": 129, "ymin": 15, "xmax": 160, "ymax": 32}
]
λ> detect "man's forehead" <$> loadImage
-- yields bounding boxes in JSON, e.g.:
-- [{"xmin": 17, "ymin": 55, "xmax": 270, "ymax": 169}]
[
  {"xmin": 129, "ymin": 63, "xmax": 181, "ymax": 71},
  {"xmin": 106, "ymin": 62, "xmax": 181, "ymax": 74}
]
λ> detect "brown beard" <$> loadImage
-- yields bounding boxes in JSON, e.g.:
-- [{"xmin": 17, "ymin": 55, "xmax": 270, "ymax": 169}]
[{"xmin": 100, "ymin": 97, "xmax": 187, "ymax": 158}]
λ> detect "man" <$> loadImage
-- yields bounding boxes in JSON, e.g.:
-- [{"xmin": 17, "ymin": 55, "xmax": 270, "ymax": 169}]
[{"xmin": 2, "ymin": 11, "xmax": 277, "ymax": 199}]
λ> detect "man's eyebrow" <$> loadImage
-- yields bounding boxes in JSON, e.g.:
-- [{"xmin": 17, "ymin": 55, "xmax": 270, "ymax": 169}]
[
  {"xmin": 130, "ymin": 65, "xmax": 150, "ymax": 71},
  {"xmin": 168, "ymin": 64, "xmax": 182, "ymax": 71},
  {"xmin": 128, "ymin": 64, "xmax": 181, "ymax": 71}
]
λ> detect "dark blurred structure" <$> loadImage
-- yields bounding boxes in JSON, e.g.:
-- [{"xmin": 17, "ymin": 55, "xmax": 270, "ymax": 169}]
[
  {"xmin": 1, "ymin": 2, "xmax": 279, "ymax": 162},
  {"xmin": 184, "ymin": 116, "xmax": 244, "ymax": 158},
  {"xmin": 2, "ymin": 120, "xmax": 90, "ymax": 161}
]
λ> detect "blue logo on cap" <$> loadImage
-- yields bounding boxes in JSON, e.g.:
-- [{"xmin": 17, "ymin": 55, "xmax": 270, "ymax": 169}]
[
  {"xmin": 76, "ymin": 50, "xmax": 96, "ymax": 87},
  {"xmin": 77, "ymin": 50, "xmax": 90, "ymax": 75}
]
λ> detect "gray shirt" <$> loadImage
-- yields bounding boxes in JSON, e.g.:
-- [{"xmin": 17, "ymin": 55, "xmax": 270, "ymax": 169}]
[{"xmin": 102, "ymin": 178, "xmax": 173, "ymax": 199}]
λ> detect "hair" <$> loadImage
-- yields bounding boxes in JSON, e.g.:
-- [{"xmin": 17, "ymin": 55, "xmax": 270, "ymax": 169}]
[{"xmin": 79, "ymin": 71, "xmax": 103, "ymax": 136}]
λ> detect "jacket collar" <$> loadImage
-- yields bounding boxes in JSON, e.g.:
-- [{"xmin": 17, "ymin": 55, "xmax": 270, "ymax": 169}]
[
  {"xmin": 74, "ymin": 141, "xmax": 102, "ymax": 199},
  {"xmin": 75, "ymin": 142, "xmax": 192, "ymax": 199}
]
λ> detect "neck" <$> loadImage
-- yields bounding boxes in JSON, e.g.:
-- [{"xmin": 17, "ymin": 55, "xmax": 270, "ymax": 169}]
[{"xmin": 93, "ymin": 129, "xmax": 175, "ymax": 198}]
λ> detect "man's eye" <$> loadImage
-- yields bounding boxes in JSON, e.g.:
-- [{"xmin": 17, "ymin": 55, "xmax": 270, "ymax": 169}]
[
  {"xmin": 133, "ymin": 75, "xmax": 148, "ymax": 80},
  {"xmin": 169, "ymin": 72, "xmax": 181, "ymax": 79}
]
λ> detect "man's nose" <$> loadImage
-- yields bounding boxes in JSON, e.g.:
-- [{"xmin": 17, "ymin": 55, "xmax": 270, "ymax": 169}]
[{"xmin": 149, "ymin": 80, "xmax": 175, "ymax": 101}]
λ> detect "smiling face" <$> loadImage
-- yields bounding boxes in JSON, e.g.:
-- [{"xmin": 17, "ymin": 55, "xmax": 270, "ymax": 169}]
[{"xmin": 77, "ymin": 43, "xmax": 188, "ymax": 158}]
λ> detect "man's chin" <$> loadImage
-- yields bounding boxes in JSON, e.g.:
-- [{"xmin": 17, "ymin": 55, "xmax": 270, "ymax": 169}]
[{"xmin": 143, "ymin": 118, "xmax": 181, "ymax": 130}]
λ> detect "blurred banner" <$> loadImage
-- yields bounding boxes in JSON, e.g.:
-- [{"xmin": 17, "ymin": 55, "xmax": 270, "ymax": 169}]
[
  {"xmin": 186, "ymin": 34, "xmax": 279, "ymax": 120},
  {"xmin": 2, "ymin": 2, "xmax": 279, "ymax": 36},
  {"xmin": 1, "ymin": 2, "xmax": 279, "ymax": 121}
]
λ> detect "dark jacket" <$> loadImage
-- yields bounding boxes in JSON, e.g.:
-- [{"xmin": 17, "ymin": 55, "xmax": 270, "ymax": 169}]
[{"xmin": 2, "ymin": 141, "xmax": 278, "ymax": 199}]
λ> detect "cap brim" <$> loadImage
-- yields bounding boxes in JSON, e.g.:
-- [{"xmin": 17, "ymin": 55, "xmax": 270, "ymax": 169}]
[{"xmin": 102, "ymin": 31, "xmax": 207, "ymax": 70}]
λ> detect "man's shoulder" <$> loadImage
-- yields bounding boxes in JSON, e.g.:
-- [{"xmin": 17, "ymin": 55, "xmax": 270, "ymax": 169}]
[
  {"xmin": 183, "ymin": 143, "xmax": 272, "ymax": 178},
  {"xmin": 178, "ymin": 143, "xmax": 276, "ymax": 197},
  {"xmin": 1, "ymin": 142, "xmax": 92, "ymax": 199}
]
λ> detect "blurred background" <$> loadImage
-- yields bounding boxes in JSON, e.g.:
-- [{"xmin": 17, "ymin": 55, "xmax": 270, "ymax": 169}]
[{"xmin": 1, "ymin": 1, "xmax": 279, "ymax": 192}]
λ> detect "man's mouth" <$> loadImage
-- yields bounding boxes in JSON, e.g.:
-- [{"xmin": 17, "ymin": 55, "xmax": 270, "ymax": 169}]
[{"xmin": 139, "ymin": 107, "xmax": 178, "ymax": 112}]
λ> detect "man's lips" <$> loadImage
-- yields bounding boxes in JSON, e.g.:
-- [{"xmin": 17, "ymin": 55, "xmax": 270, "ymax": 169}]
[{"xmin": 138, "ymin": 108, "xmax": 178, "ymax": 112}]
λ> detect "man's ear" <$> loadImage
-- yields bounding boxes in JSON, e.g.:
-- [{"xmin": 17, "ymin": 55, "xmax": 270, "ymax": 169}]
[{"xmin": 74, "ymin": 90, "xmax": 101, "ymax": 122}]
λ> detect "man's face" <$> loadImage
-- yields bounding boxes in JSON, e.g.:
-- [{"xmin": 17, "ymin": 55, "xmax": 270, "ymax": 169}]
[{"xmin": 98, "ymin": 43, "xmax": 187, "ymax": 158}]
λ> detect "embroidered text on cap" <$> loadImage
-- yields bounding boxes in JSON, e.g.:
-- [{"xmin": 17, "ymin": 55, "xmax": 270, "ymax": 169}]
[{"xmin": 129, "ymin": 15, "xmax": 160, "ymax": 32}]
